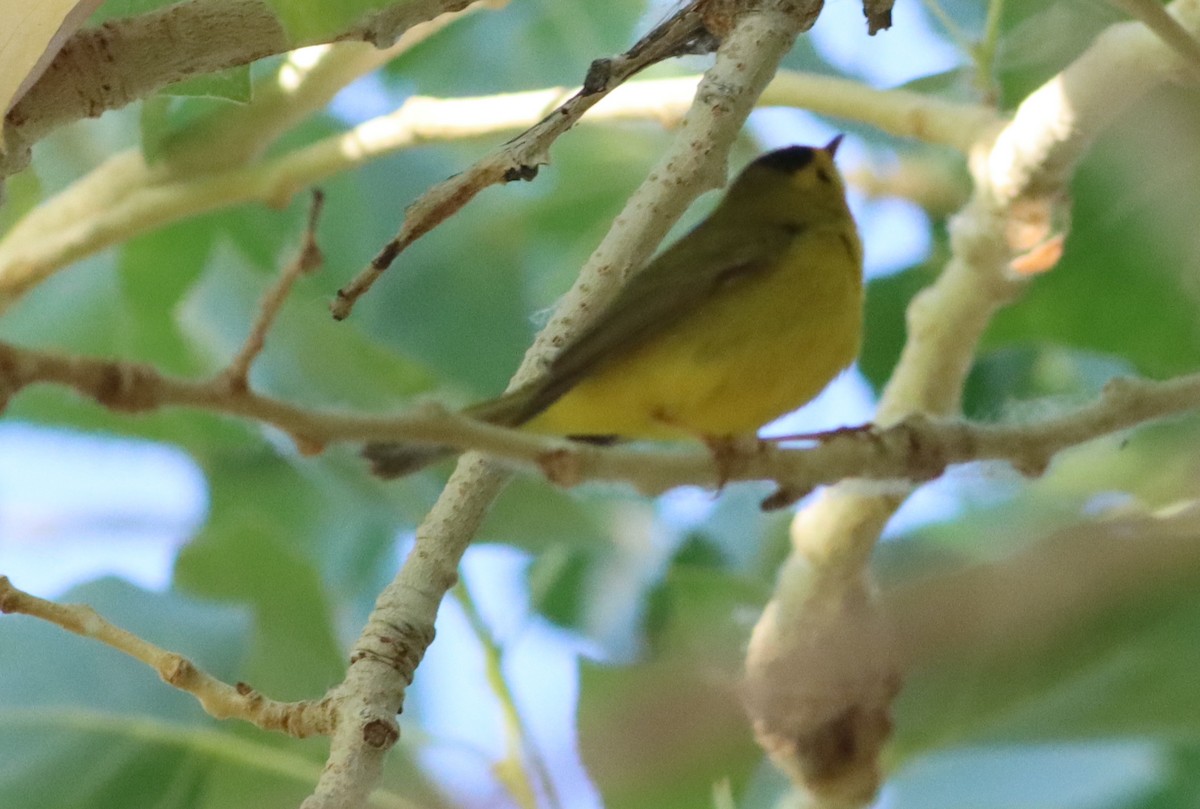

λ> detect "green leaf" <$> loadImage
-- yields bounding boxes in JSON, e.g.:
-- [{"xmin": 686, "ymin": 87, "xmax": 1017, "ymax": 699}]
[
  {"xmin": 176, "ymin": 240, "xmax": 433, "ymax": 409},
  {"xmin": 174, "ymin": 453, "xmax": 346, "ymax": 699},
  {"xmin": 578, "ymin": 564, "xmax": 769, "ymax": 809},
  {"xmin": 140, "ymin": 92, "xmax": 252, "ymax": 164},
  {"xmin": 527, "ymin": 543, "xmax": 597, "ymax": 629},
  {"xmin": 580, "ymin": 655, "xmax": 762, "ymax": 809},
  {"xmin": 887, "ymin": 518, "xmax": 1200, "ymax": 762},
  {"xmin": 387, "ymin": 0, "xmax": 647, "ymax": 96},
  {"xmin": 961, "ymin": 344, "xmax": 1135, "ymax": 421},
  {"xmin": 1126, "ymin": 745, "xmax": 1200, "ymax": 809},
  {"xmin": 986, "ymin": 87, "xmax": 1200, "ymax": 378},
  {"xmin": 263, "ymin": 0, "xmax": 396, "ymax": 43},
  {"xmin": 995, "ymin": 0, "xmax": 1122, "ymax": 106},
  {"xmin": 859, "ymin": 252, "xmax": 941, "ymax": 395},
  {"xmin": 0, "ymin": 578, "xmax": 258, "ymax": 809},
  {"xmin": 166, "ymin": 67, "xmax": 253, "ymax": 102},
  {"xmin": 480, "ymin": 475, "xmax": 608, "ymax": 553}
]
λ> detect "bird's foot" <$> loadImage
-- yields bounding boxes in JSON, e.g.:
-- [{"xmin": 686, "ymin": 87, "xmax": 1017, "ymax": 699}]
[{"xmin": 703, "ymin": 434, "xmax": 766, "ymax": 492}]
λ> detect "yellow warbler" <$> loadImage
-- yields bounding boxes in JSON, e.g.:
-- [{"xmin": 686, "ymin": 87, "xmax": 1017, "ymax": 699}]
[{"xmin": 366, "ymin": 137, "xmax": 862, "ymax": 477}]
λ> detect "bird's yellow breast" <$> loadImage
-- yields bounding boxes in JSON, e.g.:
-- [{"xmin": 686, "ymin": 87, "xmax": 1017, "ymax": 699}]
[{"xmin": 524, "ymin": 227, "xmax": 863, "ymax": 439}]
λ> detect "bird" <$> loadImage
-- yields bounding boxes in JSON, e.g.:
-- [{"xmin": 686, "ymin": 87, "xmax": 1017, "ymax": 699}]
[{"xmin": 365, "ymin": 136, "xmax": 863, "ymax": 479}]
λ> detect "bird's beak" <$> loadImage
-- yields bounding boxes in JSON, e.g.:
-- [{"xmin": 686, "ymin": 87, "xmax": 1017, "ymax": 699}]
[{"xmin": 824, "ymin": 134, "xmax": 845, "ymax": 157}]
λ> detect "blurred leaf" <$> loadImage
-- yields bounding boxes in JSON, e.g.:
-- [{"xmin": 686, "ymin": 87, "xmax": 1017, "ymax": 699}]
[
  {"xmin": 859, "ymin": 252, "xmax": 940, "ymax": 394},
  {"xmin": 670, "ymin": 532, "xmax": 729, "ymax": 569},
  {"xmin": 889, "ymin": 742, "xmax": 1166, "ymax": 809},
  {"xmin": 578, "ymin": 563, "xmax": 767, "ymax": 809},
  {"xmin": 389, "ymin": 0, "xmax": 646, "ymax": 96},
  {"xmin": 523, "ymin": 495, "xmax": 668, "ymax": 659},
  {"xmin": 986, "ymin": 89, "xmax": 1200, "ymax": 378},
  {"xmin": 580, "ymin": 656, "xmax": 761, "ymax": 809},
  {"xmin": 481, "ymin": 475, "xmax": 608, "ymax": 553},
  {"xmin": 116, "ymin": 214, "xmax": 220, "ymax": 375},
  {"xmin": 0, "ymin": 578, "xmax": 257, "ymax": 809},
  {"xmin": 0, "ymin": 166, "xmax": 43, "ymax": 234},
  {"xmin": 674, "ymin": 482, "xmax": 791, "ymax": 578},
  {"xmin": 899, "ymin": 66, "xmax": 982, "ymax": 104},
  {"xmin": 527, "ymin": 542, "xmax": 597, "ymax": 629},
  {"xmin": 166, "ymin": 67, "xmax": 252, "ymax": 102},
  {"xmin": 995, "ymin": 0, "xmax": 1122, "ymax": 106},
  {"xmin": 174, "ymin": 453, "xmax": 346, "ymax": 699},
  {"xmin": 263, "ymin": 0, "xmax": 395, "ymax": 42},
  {"xmin": 177, "ymin": 240, "xmax": 433, "ymax": 409},
  {"xmin": 886, "ymin": 512, "xmax": 1200, "ymax": 761},
  {"xmin": 1126, "ymin": 745, "xmax": 1200, "ymax": 809},
  {"xmin": 643, "ymin": 565, "xmax": 768, "ymax": 664},
  {"xmin": 140, "ymin": 92, "xmax": 249, "ymax": 164},
  {"xmin": 962, "ymin": 345, "xmax": 1135, "ymax": 420}
]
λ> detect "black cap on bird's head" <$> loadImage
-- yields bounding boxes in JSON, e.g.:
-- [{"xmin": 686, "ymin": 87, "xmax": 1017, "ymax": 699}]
[
  {"xmin": 752, "ymin": 135, "xmax": 844, "ymax": 175},
  {"xmin": 722, "ymin": 135, "xmax": 852, "ymax": 221}
]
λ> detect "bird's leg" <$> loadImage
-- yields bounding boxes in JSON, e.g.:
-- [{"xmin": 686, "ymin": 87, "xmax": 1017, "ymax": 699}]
[
  {"xmin": 702, "ymin": 434, "xmax": 764, "ymax": 492},
  {"xmin": 649, "ymin": 408, "xmax": 763, "ymax": 492}
]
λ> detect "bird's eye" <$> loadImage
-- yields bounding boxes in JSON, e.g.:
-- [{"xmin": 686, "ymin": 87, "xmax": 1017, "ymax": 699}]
[{"xmin": 816, "ymin": 168, "xmax": 832, "ymax": 184}]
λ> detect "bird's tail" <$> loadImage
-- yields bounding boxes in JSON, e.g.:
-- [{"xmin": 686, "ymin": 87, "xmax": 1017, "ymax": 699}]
[{"xmin": 362, "ymin": 384, "xmax": 546, "ymax": 479}]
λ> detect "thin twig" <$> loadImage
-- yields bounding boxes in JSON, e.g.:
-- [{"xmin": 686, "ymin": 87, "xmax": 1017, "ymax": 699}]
[
  {"xmin": 920, "ymin": 0, "xmax": 973, "ymax": 54},
  {"xmin": 862, "ymin": 0, "xmax": 895, "ymax": 34},
  {"xmin": 221, "ymin": 189, "xmax": 325, "ymax": 391},
  {"xmin": 329, "ymin": 0, "xmax": 717, "ymax": 320},
  {"xmin": 0, "ymin": 576, "xmax": 334, "ymax": 737},
  {"xmin": 454, "ymin": 582, "xmax": 561, "ymax": 809}
]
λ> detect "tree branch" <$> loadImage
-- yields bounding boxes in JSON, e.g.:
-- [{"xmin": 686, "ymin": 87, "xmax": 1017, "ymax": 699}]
[
  {"xmin": 0, "ymin": 576, "xmax": 334, "ymax": 737},
  {"xmin": 743, "ymin": 0, "xmax": 1200, "ymax": 803},
  {"xmin": 302, "ymin": 2, "xmax": 826, "ymax": 807},
  {"xmin": 5, "ymin": 331, "xmax": 1200, "ymax": 504},
  {"xmin": 0, "ymin": 67, "xmax": 996, "ymax": 311},
  {"xmin": 0, "ymin": 0, "xmax": 488, "ymax": 182},
  {"xmin": 1110, "ymin": 0, "xmax": 1200, "ymax": 82},
  {"xmin": 329, "ymin": 0, "xmax": 721, "ymax": 319}
]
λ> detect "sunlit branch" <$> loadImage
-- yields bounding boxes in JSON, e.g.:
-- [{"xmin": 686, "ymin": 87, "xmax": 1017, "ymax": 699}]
[
  {"xmin": 0, "ymin": 69, "xmax": 995, "ymax": 311},
  {"xmin": 0, "ymin": 576, "xmax": 334, "ymax": 737},
  {"xmin": 0, "ymin": 8, "xmax": 486, "ymax": 310},
  {"xmin": 0, "ymin": 0, "xmax": 495, "ymax": 182},
  {"xmin": 1110, "ymin": 0, "xmax": 1200, "ymax": 82},
  {"xmin": 744, "ymin": 0, "xmax": 1200, "ymax": 803}
]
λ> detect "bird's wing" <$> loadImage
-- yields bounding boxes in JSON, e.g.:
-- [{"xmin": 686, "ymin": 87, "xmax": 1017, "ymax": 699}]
[{"xmin": 489, "ymin": 220, "xmax": 796, "ymax": 424}]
